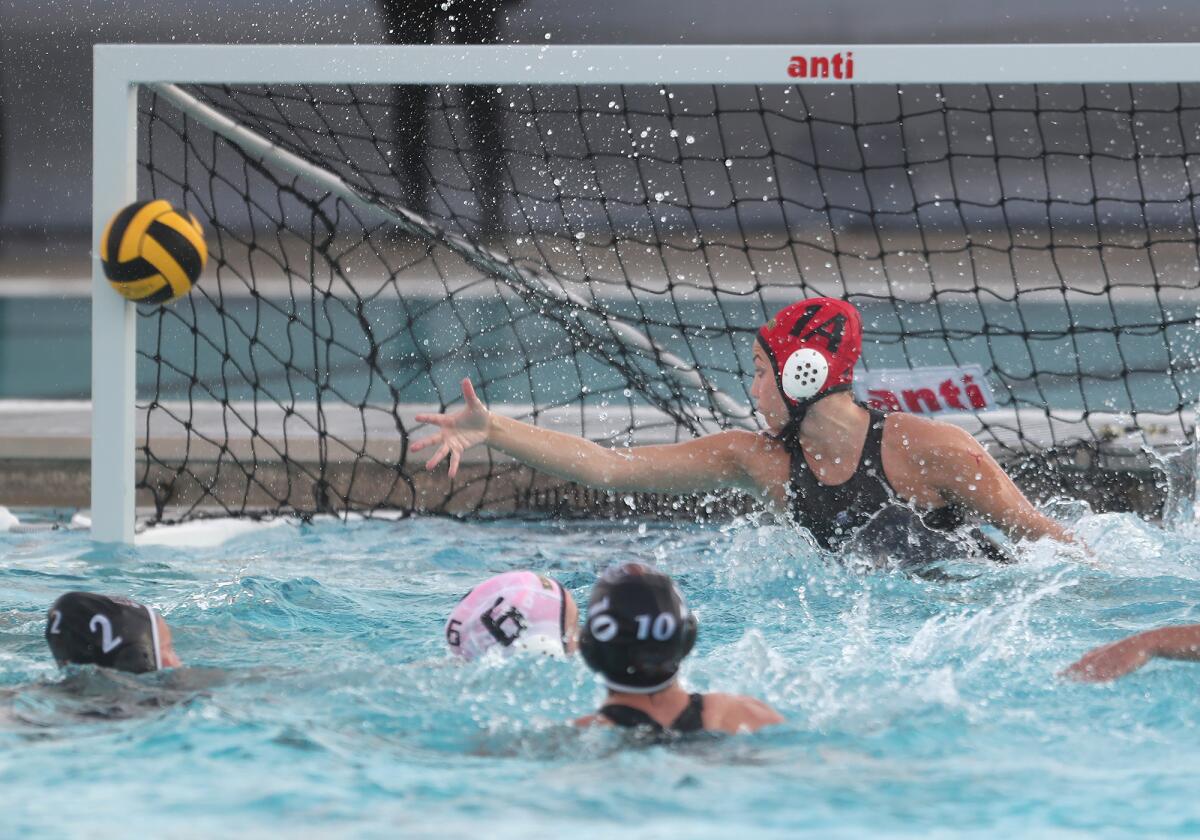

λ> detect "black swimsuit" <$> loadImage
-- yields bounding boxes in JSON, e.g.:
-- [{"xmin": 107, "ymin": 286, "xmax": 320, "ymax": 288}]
[
  {"xmin": 600, "ymin": 693, "xmax": 705, "ymax": 735},
  {"xmin": 784, "ymin": 407, "xmax": 1004, "ymax": 564}
]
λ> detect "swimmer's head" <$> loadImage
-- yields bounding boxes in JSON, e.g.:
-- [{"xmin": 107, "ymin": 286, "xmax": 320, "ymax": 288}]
[
  {"xmin": 445, "ymin": 571, "xmax": 579, "ymax": 661},
  {"xmin": 580, "ymin": 563, "xmax": 697, "ymax": 694},
  {"xmin": 45, "ymin": 592, "xmax": 180, "ymax": 674},
  {"xmin": 757, "ymin": 297, "xmax": 863, "ymax": 424}
]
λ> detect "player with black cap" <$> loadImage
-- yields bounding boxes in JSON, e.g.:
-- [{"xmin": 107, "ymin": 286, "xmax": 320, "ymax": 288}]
[
  {"xmin": 575, "ymin": 564, "xmax": 781, "ymax": 736},
  {"xmin": 45, "ymin": 592, "xmax": 181, "ymax": 674}
]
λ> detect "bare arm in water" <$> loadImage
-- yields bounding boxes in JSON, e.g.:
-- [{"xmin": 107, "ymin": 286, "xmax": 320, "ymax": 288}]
[
  {"xmin": 909, "ymin": 419, "xmax": 1072, "ymax": 543},
  {"xmin": 1062, "ymin": 624, "xmax": 1200, "ymax": 682}
]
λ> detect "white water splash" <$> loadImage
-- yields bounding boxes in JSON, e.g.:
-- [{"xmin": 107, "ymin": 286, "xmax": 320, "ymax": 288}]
[{"xmin": 136, "ymin": 517, "xmax": 293, "ymax": 548}]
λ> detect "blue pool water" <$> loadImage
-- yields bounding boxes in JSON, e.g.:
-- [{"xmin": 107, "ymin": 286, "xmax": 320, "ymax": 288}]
[{"xmin": 3, "ymin": 511, "xmax": 1200, "ymax": 836}]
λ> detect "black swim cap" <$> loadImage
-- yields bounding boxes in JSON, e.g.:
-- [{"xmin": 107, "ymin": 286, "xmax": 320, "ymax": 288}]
[
  {"xmin": 580, "ymin": 564, "xmax": 697, "ymax": 694},
  {"xmin": 45, "ymin": 592, "xmax": 162, "ymax": 674}
]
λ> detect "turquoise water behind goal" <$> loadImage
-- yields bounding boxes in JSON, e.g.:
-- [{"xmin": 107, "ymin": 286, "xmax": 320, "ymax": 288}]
[
  {"xmin": 3, "ymin": 513, "xmax": 1200, "ymax": 836},
  {"xmin": 2, "ymin": 293, "xmax": 1195, "ymax": 414}
]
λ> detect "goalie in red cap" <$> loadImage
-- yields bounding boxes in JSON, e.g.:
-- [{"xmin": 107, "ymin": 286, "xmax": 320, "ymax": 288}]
[
  {"xmin": 755, "ymin": 297, "xmax": 862, "ymax": 424},
  {"xmin": 413, "ymin": 297, "xmax": 1069, "ymax": 558}
]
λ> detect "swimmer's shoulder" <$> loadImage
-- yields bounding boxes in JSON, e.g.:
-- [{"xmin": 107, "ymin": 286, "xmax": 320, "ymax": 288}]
[
  {"xmin": 700, "ymin": 692, "xmax": 784, "ymax": 734},
  {"xmin": 882, "ymin": 412, "xmax": 982, "ymax": 474},
  {"xmin": 574, "ymin": 712, "xmax": 611, "ymax": 729},
  {"xmin": 881, "ymin": 410, "xmax": 939, "ymax": 443},
  {"xmin": 884, "ymin": 411, "xmax": 974, "ymax": 451}
]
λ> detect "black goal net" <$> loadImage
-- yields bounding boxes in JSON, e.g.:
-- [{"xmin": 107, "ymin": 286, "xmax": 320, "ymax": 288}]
[{"xmin": 132, "ymin": 78, "xmax": 1200, "ymax": 521}]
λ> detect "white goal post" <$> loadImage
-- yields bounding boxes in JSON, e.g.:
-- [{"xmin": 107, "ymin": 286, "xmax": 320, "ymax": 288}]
[{"xmin": 92, "ymin": 43, "xmax": 1200, "ymax": 543}]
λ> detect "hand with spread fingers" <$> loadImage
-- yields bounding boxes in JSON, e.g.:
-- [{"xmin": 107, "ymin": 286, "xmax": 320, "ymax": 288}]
[{"xmin": 412, "ymin": 379, "xmax": 493, "ymax": 479}]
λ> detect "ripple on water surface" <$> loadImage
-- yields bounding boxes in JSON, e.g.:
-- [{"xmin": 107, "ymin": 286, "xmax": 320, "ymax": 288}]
[{"xmin": 1, "ymin": 512, "xmax": 1199, "ymax": 836}]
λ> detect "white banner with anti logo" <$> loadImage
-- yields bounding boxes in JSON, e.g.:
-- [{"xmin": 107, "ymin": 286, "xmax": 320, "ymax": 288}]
[{"xmin": 852, "ymin": 365, "xmax": 998, "ymax": 414}]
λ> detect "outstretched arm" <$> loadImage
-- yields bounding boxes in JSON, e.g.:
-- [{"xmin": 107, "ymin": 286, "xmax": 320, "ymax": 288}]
[
  {"xmin": 923, "ymin": 424, "xmax": 1071, "ymax": 543},
  {"xmin": 1063, "ymin": 624, "xmax": 1200, "ymax": 682},
  {"xmin": 412, "ymin": 379, "xmax": 760, "ymax": 495}
]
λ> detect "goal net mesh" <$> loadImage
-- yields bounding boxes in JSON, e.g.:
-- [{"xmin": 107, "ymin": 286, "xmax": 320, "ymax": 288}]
[{"xmin": 133, "ymin": 79, "xmax": 1200, "ymax": 520}]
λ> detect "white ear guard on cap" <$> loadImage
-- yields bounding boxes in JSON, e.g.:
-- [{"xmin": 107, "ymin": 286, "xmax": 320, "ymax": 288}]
[{"xmin": 780, "ymin": 347, "xmax": 830, "ymax": 401}]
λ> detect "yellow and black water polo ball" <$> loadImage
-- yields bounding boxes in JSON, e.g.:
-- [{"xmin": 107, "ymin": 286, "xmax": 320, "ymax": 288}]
[{"xmin": 100, "ymin": 199, "xmax": 207, "ymax": 304}]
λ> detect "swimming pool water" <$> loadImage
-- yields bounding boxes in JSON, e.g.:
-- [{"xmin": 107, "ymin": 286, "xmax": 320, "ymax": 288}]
[{"xmin": 3, "ymin": 511, "xmax": 1200, "ymax": 837}]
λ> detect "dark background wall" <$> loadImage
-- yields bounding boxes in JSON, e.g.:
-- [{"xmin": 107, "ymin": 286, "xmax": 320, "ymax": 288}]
[{"xmin": 3, "ymin": 0, "xmax": 1200, "ymax": 237}]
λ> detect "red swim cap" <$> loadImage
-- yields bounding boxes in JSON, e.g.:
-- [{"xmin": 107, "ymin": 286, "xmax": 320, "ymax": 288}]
[{"xmin": 757, "ymin": 297, "xmax": 862, "ymax": 406}]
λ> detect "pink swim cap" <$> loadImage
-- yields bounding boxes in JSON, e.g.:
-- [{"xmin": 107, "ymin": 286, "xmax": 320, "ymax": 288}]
[{"xmin": 445, "ymin": 571, "xmax": 569, "ymax": 660}]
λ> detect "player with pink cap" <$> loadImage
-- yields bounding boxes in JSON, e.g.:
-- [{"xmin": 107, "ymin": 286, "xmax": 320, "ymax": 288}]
[{"xmin": 445, "ymin": 571, "xmax": 579, "ymax": 660}]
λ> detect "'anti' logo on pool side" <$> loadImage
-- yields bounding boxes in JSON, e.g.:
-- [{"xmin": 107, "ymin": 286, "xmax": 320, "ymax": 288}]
[
  {"xmin": 787, "ymin": 52, "xmax": 854, "ymax": 80},
  {"xmin": 852, "ymin": 365, "xmax": 997, "ymax": 414}
]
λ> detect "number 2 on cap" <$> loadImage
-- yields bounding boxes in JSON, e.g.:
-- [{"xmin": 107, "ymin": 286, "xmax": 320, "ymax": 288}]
[{"xmin": 89, "ymin": 614, "xmax": 123, "ymax": 654}]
